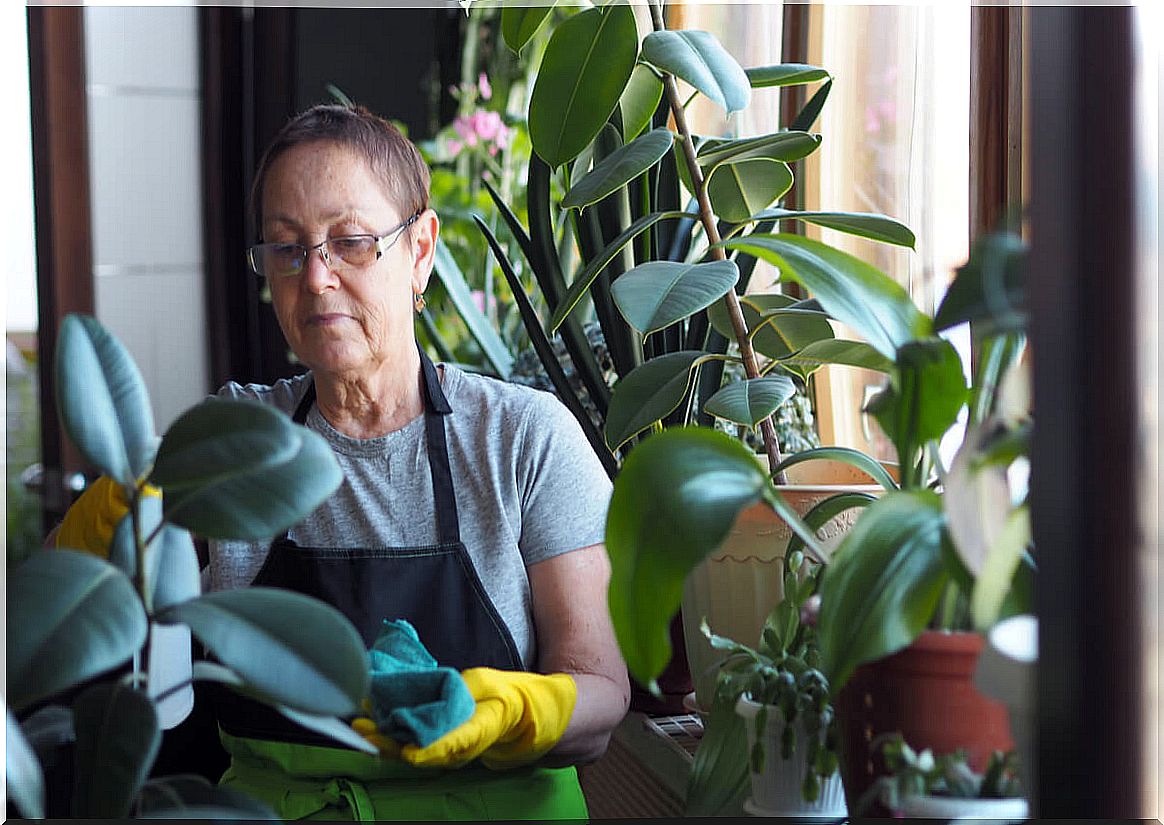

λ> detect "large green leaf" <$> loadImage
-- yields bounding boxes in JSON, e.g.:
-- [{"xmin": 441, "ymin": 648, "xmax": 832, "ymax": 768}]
[
  {"xmin": 6, "ymin": 704, "xmax": 45, "ymax": 818},
  {"xmin": 641, "ymin": 30, "xmax": 750, "ymax": 113},
  {"xmin": 706, "ymin": 159, "xmax": 793, "ymax": 224},
  {"xmin": 772, "ymin": 446, "xmax": 899, "ymax": 491},
  {"xmin": 161, "ymin": 412, "xmax": 342, "ymax": 541},
  {"xmin": 7, "ymin": 550, "xmax": 147, "ymax": 711},
  {"xmin": 150, "ymin": 398, "xmax": 299, "ymax": 491},
  {"xmin": 751, "ymin": 208, "xmax": 916, "ymax": 248},
  {"xmin": 618, "ymin": 63, "xmax": 664, "ymax": 142},
  {"xmin": 139, "ymin": 775, "xmax": 278, "ymax": 819},
  {"xmin": 708, "ymin": 294, "xmax": 834, "ymax": 363},
  {"xmin": 500, "ymin": 2, "xmax": 555, "ymax": 54},
  {"xmin": 160, "ymin": 588, "xmax": 368, "ymax": 716},
  {"xmin": 606, "ymin": 427, "xmax": 769, "ymax": 688},
  {"xmin": 781, "ymin": 339, "xmax": 895, "ymax": 374},
  {"xmin": 611, "ymin": 260, "xmax": 739, "ymax": 335},
  {"xmin": 720, "ymin": 234, "xmax": 931, "ymax": 358},
  {"xmin": 55, "ymin": 314, "xmax": 157, "ymax": 485},
  {"xmin": 529, "ymin": 4, "xmax": 638, "ymax": 167},
  {"xmin": 702, "ymin": 375, "xmax": 795, "ymax": 427},
  {"xmin": 71, "ymin": 682, "xmax": 160, "ymax": 818},
  {"xmin": 562, "ymin": 128, "xmax": 674, "ymax": 210},
  {"xmin": 817, "ymin": 491, "xmax": 949, "ymax": 691},
  {"xmin": 604, "ymin": 351, "xmax": 706, "ymax": 450},
  {"xmin": 745, "ymin": 63, "xmax": 830, "ymax": 88},
  {"xmin": 431, "ymin": 239, "xmax": 515, "ymax": 379},
  {"xmin": 697, "ymin": 131, "xmax": 821, "ymax": 168},
  {"xmin": 934, "ymin": 230, "xmax": 1026, "ymax": 334},
  {"xmin": 149, "ymin": 526, "xmax": 201, "ymax": 611}
]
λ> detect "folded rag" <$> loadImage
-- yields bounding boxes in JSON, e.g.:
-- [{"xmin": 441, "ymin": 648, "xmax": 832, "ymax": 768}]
[{"xmin": 366, "ymin": 620, "xmax": 475, "ymax": 748}]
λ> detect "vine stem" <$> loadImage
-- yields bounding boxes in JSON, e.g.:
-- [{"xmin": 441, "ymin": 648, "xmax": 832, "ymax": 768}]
[{"xmin": 646, "ymin": 0, "xmax": 788, "ymax": 486}]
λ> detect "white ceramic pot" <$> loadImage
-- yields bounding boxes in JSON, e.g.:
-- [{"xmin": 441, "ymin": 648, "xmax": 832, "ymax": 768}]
[
  {"xmin": 897, "ymin": 793, "xmax": 1029, "ymax": 820},
  {"xmin": 735, "ymin": 695, "xmax": 848, "ymax": 818}
]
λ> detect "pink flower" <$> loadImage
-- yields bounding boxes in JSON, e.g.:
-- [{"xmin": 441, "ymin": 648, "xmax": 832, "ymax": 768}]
[
  {"xmin": 445, "ymin": 138, "xmax": 463, "ymax": 155},
  {"xmin": 478, "ymin": 72, "xmax": 492, "ymax": 101},
  {"xmin": 453, "ymin": 115, "xmax": 479, "ymax": 147}
]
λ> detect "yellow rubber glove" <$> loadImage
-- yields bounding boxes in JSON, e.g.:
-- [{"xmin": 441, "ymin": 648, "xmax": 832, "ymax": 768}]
[
  {"xmin": 399, "ymin": 668, "xmax": 576, "ymax": 770},
  {"xmin": 56, "ymin": 476, "xmax": 161, "ymax": 558}
]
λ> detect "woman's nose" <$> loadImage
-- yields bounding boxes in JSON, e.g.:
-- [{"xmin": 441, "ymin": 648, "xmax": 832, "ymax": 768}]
[{"xmin": 301, "ymin": 244, "xmax": 340, "ymax": 293}]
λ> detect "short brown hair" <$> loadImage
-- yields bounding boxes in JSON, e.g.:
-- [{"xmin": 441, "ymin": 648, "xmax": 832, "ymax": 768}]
[{"xmin": 250, "ymin": 104, "xmax": 430, "ymax": 238}]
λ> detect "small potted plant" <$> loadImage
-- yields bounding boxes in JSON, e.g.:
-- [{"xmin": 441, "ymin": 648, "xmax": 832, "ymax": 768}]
[{"xmin": 858, "ymin": 733, "xmax": 1028, "ymax": 819}]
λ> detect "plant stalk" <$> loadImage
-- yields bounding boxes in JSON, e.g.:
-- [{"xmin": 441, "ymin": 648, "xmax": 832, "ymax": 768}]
[
  {"xmin": 129, "ymin": 486, "xmax": 152, "ymax": 677},
  {"xmin": 647, "ymin": 0, "xmax": 788, "ymax": 485}
]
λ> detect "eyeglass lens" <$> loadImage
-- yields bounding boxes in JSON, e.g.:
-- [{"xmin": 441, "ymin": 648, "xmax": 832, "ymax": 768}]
[{"xmin": 253, "ymin": 236, "xmax": 379, "ymax": 278}]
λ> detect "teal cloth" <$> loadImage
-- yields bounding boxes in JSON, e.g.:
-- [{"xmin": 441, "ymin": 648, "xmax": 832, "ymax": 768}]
[{"xmin": 366, "ymin": 620, "xmax": 475, "ymax": 748}]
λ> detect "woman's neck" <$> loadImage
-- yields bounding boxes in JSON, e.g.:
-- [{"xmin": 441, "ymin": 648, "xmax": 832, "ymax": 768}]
[{"xmin": 311, "ymin": 348, "xmax": 428, "ymax": 439}]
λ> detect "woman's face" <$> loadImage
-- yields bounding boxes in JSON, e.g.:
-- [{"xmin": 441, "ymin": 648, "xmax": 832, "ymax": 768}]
[{"xmin": 260, "ymin": 140, "xmax": 435, "ymax": 381}]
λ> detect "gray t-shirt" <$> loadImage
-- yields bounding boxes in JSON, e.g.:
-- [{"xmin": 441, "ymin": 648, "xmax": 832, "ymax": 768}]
[{"xmin": 207, "ymin": 365, "xmax": 613, "ymax": 669}]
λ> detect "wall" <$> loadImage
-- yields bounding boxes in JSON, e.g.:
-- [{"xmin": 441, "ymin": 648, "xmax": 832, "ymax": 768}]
[{"xmin": 83, "ymin": 7, "xmax": 209, "ymax": 431}]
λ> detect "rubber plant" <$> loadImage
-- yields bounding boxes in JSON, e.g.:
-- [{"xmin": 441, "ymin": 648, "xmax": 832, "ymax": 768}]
[{"xmin": 5, "ymin": 314, "xmax": 374, "ymax": 819}]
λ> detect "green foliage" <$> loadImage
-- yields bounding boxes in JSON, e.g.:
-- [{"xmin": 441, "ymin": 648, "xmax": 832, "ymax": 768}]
[{"xmin": 5, "ymin": 314, "xmax": 366, "ymax": 819}]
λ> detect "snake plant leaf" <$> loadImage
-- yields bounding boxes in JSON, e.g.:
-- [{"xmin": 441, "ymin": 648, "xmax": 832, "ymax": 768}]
[
  {"xmin": 697, "ymin": 131, "xmax": 821, "ymax": 168},
  {"xmin": 150, "ymin": 398, "xmax": 300, "ymax": 490},
  {"xmin": 720, "ymin": 233, "xmax": 931, "ymax": 358},
  {"xmin": 562, "ymin": 128, "xmax": 674, "ymax": 210},
  {"xmin": 500, "ymin": 2, "xmax": 555, "ymax": 54},
  {"xmin": 529, "ymin": 4, "xmax": 638, "ymax": 168},
  {"xmin": 619, "ymin": 63, "xmax": 665, "ymax": 142},
  {"xmin": 604, "ymin": 351, "xmax": 707, "ymax": 450},
  {"xmin": 706, "ymin": 159, "xmax": 793, "ymax": 224},
  {"xmin": 641, "ymin": 30, "xmax": 751, "ymax": 114},
  {"xmin": 5, "ymin": 705, "xmax": 45, "ymax": 819},
  {"xmin": 149, "ymin": 525, "xmax": 201, "ymax": 611},
  {"xmin": 139, "ymin": 775, "xmax": 279, "ymax": 818},
  {"xmin": 160, "ymin": 588, "xmax": 369, "ymax": 717},
  {"xmin": 772, "ymin": 446, "xmax": 899, "ymax": 491},
  {"xmin": 745, "ymin": 63, "xmax": 830, "ymax": 88},
  {"xmin": 817, "ymin": 490, "xmax": 948, "ymax": 692},
  {"xmin": 934, "ymin": 230, "xmax": 1026, "ymax": 334},
  {"xmin": 611, "ymin": 260, "xmax": 739, "ymax": 335},
  {"xmin": 781, "ymin": 339, "xmax": 895, "ymax": 374},
  {"xmin": 751, "ymin": 208, "xmax": 916, "ymax": 248},
  {"xmin": 549, "ymin": 209, "xmax": 697, "ymax": 333},
  {"xmin": 160, "ymin": 410, "xmax": 342, "ymax": 541},
  {"xmin": 707, "ymin": 294, "xmax": 834, "ymax": 363},
  {"xmin": 55, "ymin": 314, "xmax": 157, "ymax": 485},
  {"xmin": 431, "ymin": 239, "xmax": 515, "ymax": 378},
  {"xmin": 7, "ymin": 550, "xmax": 147, "ymax": 712},
  {"xmin": 702, "ymin": 375, "xmax": 796, "ymax": 427},
  {"xmin": 71, "ymin": 682, "xmax": 160, "ymax": 819},
  {"xmin": 606, "ymin": 427, "xmax": 769, "ymax": 689}
]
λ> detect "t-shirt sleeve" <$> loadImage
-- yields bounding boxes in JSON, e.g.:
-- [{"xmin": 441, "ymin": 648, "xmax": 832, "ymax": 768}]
[{"xmin": 514, "ymin": 392, "xmax": 613, "ymax": 566}]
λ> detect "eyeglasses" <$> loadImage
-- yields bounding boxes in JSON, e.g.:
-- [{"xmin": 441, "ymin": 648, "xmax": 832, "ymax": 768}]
[{"xmin": 247, "ymin": 212, "xmax": 421, "ymax": 279}]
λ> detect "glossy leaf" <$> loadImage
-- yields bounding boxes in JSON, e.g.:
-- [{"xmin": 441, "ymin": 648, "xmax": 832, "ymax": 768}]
[
  {"xmin": 703, "ymin": 375, "xmax": 796, "ymax": 427},
  {"xmin": 149, "ymin": 525, "xmax": 201, "ymax": 611},
  {"xmin": 781, "ymin": 339, "xmax": 895, "ymax": 374},
  {"xmin": 562, "ymin": 128, "xmax": 674, "ymax": 210},
  {"xmin": 7, "ymin": 550, "xmax": 147, "ymax": 711},
  {"xmin": 706, "ymin": 159, "xmax": 793, "ymax": 224},
  {"xmin": 619, "ymin": 63, "xmax": 664, "ymax": 142},
  {"xmin": 160, "ymin": 588, "xmax": 369, "ymax": 717},
  {"xmin": 604, "ymin": 351, "xmax": 706, "ymax": 450},
  {"xmin": 745, "ymin": 63, "xmax": 830, "ymax": 88},
  {"xmin": 606, "ymin": 427, "xmax": 769, "ymax": 689},
  {"xmin": 549, "ymin": 209, "xmax": 697, "ymax": 333},
  {"xmin": 529, "ymin": 4, "xmax": 638, "ymax": 167},
  {"xmin": 55, "ymin": 314, "xmax": 157, "ymax": 485},
  {"xmin": 6, "ymin": 704, "xmax": 45, "ymax": 819},
  {"xmin": 790, "ymin": 78, "xmax": 832, "ymax": 132},
  {"xmin": 934, "ymin": 230, "xmax": 1026, "ymax": 334},
  {"xmin": 162, "ymin": 415, "xmax": 342, "ymax": 541},
  {"xmin": 772, "ymin": 446, "xmax": 899, "ymax": 491},
  {"xmin": 139, "ymin": 775, "xmax": 278, "ymax": 819},
  {"xmin": 720, "ymin": 234, "xmax": 931, "ymax": 358},
  {"xmin": 641, "ymin": 29, "xmax": 751, "ymax": 113},
  {"xmin": 72, "ymin": 682, "xmax": 160, "ymax": 819},
  {"xmin": 611, "ymin": 260, "xmax": 739, "ymax": 335},
  {"xmin": 431, "ymin": 239, "xmax": 515, "ymax": 378},
  {"xmin": 500, "ymin": 2, "xmax": 555, "ymax": 54},
  {"xmin": 818, "ymin": 491, "xmax": 949, "ymax": 691},
  {"xmin": 751, "ymin": 208, "xmax": 916, "ymax": 248},
  {"xmin": 708, "ymin": 293, "xmax": 833, "ymax": 362},
  {"xmin": 697, "ymin": 131, "xmax": 821, "ymax": 168}
]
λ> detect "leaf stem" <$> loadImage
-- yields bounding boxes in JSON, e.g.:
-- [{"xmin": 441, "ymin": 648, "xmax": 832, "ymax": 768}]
[{"xmin": 129, "ymin": 485, "xmax": 153, "ymax": 675}]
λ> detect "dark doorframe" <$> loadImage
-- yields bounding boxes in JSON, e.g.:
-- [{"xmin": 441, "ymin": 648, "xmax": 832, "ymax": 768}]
[
  {"xmin": 1028, "ymin": 6, "xmax": 1142, "ymax": 815},
  {"xmin": 27, "ymin": 6, "xmax": 96, "ymax": 531}
]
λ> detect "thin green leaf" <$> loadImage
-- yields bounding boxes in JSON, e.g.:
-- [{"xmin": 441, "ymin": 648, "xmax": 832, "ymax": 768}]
[
  {"xmin": 71, "ymin": 682, "xmax": 160, "ymax": 819},
  {"xmin": 971, "ymin": 507, "xmax": 1031, "ymax": 631},
  {"xmin": 641, "ymin": 30, "xmax": 751, "ymax": 113},
  {"xmin": 745, "ymin": 63, "xmax": 830, "ymax": 88},
  {"xmin": 783, "ymin": 491, "xmax": 878, "ymax": 564},
  {"xmin": 791, "ymin": 78, "xmax": 832, "ymax": 132},
  {"xmin": 562, "ymin": 128, "xmax": 674, "ymax": 210},
  {"xmin": 604, "ymin": 351, "xmax": 708, "ymax": 450},
  {"xmin": 431, "ymin": 239, "xmax": 515, "ymax": 379},
  {"xmin": 751, "ymin": 208, "xmax": 916, "ymax": 249},
  {"xmin": 619, "ymin": 63, "xmax": 664, "ymax": 142},
  {"xmin": 685, "ymin": 689, "xmax": 750, "ymax": 815},
  {"xmin": 772, "ymin": 446, "xmax": 899, "ymax": 491},
  {"xmin": 781, "ymin": 339, "xmax": 895, "ymax": 374},
  {"xmin": 703, "ymin": 375, "xmax": 796, "ymax": 427},
  {"xmin": 697, "ymin": 131, "xmax": 821, "ymax": 168},
  {"xmin": 611, "ymin": 260, "xmax": 739, "ymax": 335}
]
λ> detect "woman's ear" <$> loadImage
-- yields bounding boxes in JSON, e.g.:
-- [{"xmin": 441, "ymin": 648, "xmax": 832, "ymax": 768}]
[{"xmin": 409, "ymin": 208, "xmax": 440, "ymax": 295}]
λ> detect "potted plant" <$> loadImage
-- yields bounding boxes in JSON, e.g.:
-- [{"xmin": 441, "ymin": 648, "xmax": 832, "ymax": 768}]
[
  {"xmin": 5, "ymin": 314, "xmax": 374, "ymax": 818},
  {"xmin": 858, "ymin": 733, "xmax": 1028, "ymax": 819}
]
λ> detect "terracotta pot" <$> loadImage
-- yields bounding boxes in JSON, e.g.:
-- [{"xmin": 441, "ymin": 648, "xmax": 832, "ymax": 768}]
[{"xmin": 835, "ymin": 630, "xmax": 1015, "ymax": 814}]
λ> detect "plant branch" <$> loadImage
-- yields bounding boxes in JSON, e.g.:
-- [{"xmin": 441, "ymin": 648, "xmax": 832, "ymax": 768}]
[
  {"xmin": 647, "ymin": 0, "xmax": 787, "ymax": 485},
  {"xmin": 129, "ymin": 485, "xmax": 152, "ymax": 675}
]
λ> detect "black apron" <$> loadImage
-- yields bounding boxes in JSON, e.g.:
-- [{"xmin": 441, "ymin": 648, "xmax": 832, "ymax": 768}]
[{"xmin": 214, "ymin": 349, "xmax": 523, "ymax": 746}]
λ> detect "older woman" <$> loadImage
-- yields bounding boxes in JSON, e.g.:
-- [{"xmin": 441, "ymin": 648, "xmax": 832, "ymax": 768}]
[{"xmin": 202, "ymin": 104, "xmax": 629, "ymax": 819}]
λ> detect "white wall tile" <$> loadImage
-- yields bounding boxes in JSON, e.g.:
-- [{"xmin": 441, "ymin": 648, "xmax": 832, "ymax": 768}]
[
  {"xmin": 96, "ymin": 270, "xmax": 209, "ymax": 433},
  {"xmin": 84, "ymin": 7, "xmax": 199, "ymax": 93},
  {"xmin": 88, "ymin": 94, "xmax": 202, "ymax": 269}
]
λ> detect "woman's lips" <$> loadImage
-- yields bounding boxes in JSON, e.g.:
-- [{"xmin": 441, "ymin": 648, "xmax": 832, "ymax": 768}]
[{"xmin": 307, "ymin": 313, "xmax": 349, "ymax": 327}]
